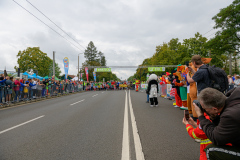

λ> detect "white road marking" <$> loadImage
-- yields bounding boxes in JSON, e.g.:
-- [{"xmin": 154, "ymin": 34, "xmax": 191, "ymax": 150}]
[
  {"xmin": 121, "ymin": 90, "xmax": 129, "ymax": 160},
  {"xmin": 0, "ymin": 115, "xmax": 45, "ymax": 135},
  {"xmin": 129, "ymin": 90, "xmax": 145, "ymax": 160},
  {"xmin": 92, "ymin": 94, "xmax": 98, "ymax": 97},
  {"xmin": 70, "ymin": 99, "xmax": 85, "ymax": 106}
]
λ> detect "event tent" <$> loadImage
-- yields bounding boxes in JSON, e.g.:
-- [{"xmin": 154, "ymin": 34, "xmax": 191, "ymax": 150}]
[{"xmin": 72, "ymin": 77, "xmax": 78, "ymax": 81}]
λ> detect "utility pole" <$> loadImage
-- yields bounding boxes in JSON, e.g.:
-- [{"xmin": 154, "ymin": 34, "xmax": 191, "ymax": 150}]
[
  {"xmin": 78, "ymin": 53, "xmax": 83, "ymax": 81},
  {"xmin": 209, "ymin": 50, "xmax": 211, "ymax": 66},
  {"xmin": 78, "ymin": 54, "xmax": 79, "ymax": 81},
  {"xmin": 53, "ymin": 51, "xmax": 55, "ymax": 76}
]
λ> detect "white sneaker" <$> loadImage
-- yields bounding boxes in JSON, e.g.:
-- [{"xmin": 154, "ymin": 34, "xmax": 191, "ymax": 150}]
[
  {"xmin": 150, "ymin": 105, "xmax": 154, "ymax": 107},
  {"xmin": 180, "ymin": 106, "xmax": 188, "ymax": 110},
  {"xmin": 174, "ymin": 105, "xmax": 180, "ymax": 108},
  {"xmin": 155, "ymin": 105, "xmax": 158, "ymax": 107}
]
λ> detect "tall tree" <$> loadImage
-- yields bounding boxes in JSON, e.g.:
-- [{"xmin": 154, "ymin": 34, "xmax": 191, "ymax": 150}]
[
  {"xmin": 14, "ymin": 47, "xmax": 61, "ymax": 77},
  {"xmin": 212, "ymin": 0, "xmax": 240, "ymax": 54},
  {"xmin": 84, "ymin": 41, "xmax": 98, "ymax": 65},
  {"xmin": 81, "ymin": 41, "xmax": 118, "ymax": 81},
  {"xmin": 211, "ymin": 0, "xmax": 240, "ymax": 74}
]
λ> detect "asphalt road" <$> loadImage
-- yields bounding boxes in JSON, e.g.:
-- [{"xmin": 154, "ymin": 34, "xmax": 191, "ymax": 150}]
[{"xmin": 0, "ymin": 90, "xmax": 199, "ymax": 160}]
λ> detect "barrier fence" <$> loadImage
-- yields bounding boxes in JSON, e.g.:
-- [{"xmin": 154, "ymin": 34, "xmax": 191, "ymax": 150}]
[
  {"xmin": 139, "ymin": 84, "xmax": 175, "ymax": 100},
  {"xmin": 0, "ymin": 83, "xmax": 83, "ymax": 107}
]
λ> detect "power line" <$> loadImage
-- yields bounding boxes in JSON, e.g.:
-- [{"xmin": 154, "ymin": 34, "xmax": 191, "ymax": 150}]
[
  {"xmin": 207, "ymin": 32, "xmax": 217, "ymax": 38},
  {"xmin": 203, "ymin": 28, "xmax": 214, "ymax": 36},
  {"xmin": 26, "ymin": 0, "xmax": 86, "ymax": 51},
  {"xmin": 12, "ymin": 0, "xmax": 83, "ymax": 52}
]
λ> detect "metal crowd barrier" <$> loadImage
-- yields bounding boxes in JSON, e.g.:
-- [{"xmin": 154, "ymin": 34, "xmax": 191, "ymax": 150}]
[{"xmin": 0, "ymin": 82, "xmax": 83, "ymax": 107}]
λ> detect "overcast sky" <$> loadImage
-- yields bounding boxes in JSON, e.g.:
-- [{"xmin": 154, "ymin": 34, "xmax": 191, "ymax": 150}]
[{"xmin": 0, "ymin": 0, "xmax": 234, "ymax": 80}]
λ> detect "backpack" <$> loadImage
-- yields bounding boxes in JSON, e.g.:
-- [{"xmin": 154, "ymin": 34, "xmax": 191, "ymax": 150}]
[
  {"xmin": 202, "ymin": 65, "xmax": 228, "ymax": 93},
  {"xmin": 150, "ymin": 84, "xmax": 157, "ymax": 97}
]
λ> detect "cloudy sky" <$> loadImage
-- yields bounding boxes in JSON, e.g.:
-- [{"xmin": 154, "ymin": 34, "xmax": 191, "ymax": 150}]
[{"xmin": 0, "ymin": 0, "xmax": 234, "ymax": 80}]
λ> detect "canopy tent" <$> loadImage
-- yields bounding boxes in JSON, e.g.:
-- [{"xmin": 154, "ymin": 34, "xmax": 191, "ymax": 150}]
[
  {"xmin": 28, "ymin": 75, "xmax": 33, "ymax": 79},
  {"xmin": 72, "ymin": 77, "xmax": 78, "ymax": 81},
  {"xmin": 22, "ymin": 72, "xmax": 28, "ymax": 75},
  {"xmin": 43, "ymin": 76, "xmax": 49, "ymax": 79},
  {"xmin": 60, "ymin": 75, "xmax": 73, "ymax": 80},
  {"xmin": 54, "ymin": 77, "xmax": 60, "ymax": 81},
  {"xmin": 31, "ymin": 73, "xmax": 37, "ymax": 78},
  {"xmin": 37, "ymin": 75, "xmax": 43, "ymax": 80}
]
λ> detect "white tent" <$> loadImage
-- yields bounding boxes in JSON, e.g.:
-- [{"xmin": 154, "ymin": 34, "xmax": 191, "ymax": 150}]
[{"xmin": 72, "ymin": 77, "xmax": 79, "ymax": 81}]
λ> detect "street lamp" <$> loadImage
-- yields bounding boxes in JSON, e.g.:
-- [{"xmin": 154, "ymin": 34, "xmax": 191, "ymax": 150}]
[{"xmin": 78, "ymin": 53, "xmax": 83, "ymax": 81}]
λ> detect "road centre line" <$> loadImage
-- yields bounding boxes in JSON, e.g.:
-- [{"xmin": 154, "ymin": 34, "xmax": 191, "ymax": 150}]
[
  {"xmin": 121, "ymin": 90, "xmax": 129, "ymax": 160},
  {"xmin": 129, "ymin": 90, "xmax": 145, "ymax": 160},
  {"xmin": 0, "ymin": 115, "xmax": 45, "ymax": 135},
  {"xmin": 70, "ymin": 99, "xmax": 85, "ymax": 106}
]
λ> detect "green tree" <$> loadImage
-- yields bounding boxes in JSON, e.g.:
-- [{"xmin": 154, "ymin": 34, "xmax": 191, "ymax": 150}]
[
  {"xmin": 210, "ymin": 0, "xmax": 240, "ymax": 74},
  {"xmin": 81, "ymin": 41, "xmax": 119, "ymax": 81},
  {"xmin": 84, "ymin": 41, "xmax": 98, "ymax": 65},
  {"xmin": 212, "ymin": 0, "xmax": 240, "ymax": 54},
  {"xmin": 14, "ymin": 47, "xmax": 54, "ymax": 77}
]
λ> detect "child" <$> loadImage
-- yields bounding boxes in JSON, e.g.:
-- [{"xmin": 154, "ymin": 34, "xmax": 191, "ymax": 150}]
[{"xmin": 182, "ymin": 113, "xmax": 212, "ymax": 160}]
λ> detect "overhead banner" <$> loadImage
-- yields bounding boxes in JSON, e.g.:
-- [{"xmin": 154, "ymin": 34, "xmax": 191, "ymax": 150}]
[
  {"xmin": 63, "ymin": 57, "xmax": 69, "ymax": 80},
  {"xmin": 94, "ymin": 68, "xmax": 111, "ymax": 72},
  {"xmin": 148, "ymin": 67, "xmax": 165, "ymax": 72},
  {"xmin": 85, "ymin": 67, "xmax": 89, "ymax": 81},
  {"xmin": 93, "ymin": 72, "xmax": 96, "ymax": 82}
]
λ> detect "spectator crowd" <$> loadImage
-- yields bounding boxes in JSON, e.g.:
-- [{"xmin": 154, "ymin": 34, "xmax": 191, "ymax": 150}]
[{"xmin": 0, "ymin": 74, "xmax": 83, "ymax": 106}]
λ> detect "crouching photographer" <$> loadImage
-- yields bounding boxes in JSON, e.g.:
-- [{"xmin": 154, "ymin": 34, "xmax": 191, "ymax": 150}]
[{"xmin": 194, "ymin": 87, "xmax": 240, "ymax": 160}]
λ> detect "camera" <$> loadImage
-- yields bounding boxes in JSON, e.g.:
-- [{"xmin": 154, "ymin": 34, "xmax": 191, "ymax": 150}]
[
  {"xmin": 193, "ymin": 100, "xmax": 203, "ymax": 111},
  {"xmin": 185, "ymin": 61, "xmax": 189, "ymax": 67}
]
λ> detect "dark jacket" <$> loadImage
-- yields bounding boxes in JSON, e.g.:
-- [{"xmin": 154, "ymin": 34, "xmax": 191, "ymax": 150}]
[{"xmin": 199, "ymin": 87, "xmax": 240, "ymax": 146}]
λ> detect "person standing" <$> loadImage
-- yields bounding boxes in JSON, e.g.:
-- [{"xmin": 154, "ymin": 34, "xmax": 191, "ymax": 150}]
[
  {"xmin": 5, "ymin": 76, "xmax": 12, "ymax": 103},
  {"xmin": 227, "ymin": 75, "xmax": 234, "ymax": 91},
  {"xmin": 13, "ymin": 77, "xmax": 20, "ymax": 102},
  {"xmin": 146, "ymin": 74, "xmax": 159, "ymax": 107},
  {"xmin": 187, "ymin": 55, "xmax": 211, "ymax": 94},
  {"xmin": 234, "ymin": 75, "xmax": 240, "ymax": 87}
]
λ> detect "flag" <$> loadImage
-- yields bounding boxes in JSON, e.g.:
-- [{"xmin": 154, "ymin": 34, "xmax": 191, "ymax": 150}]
[
  {"xmin": 85, "ymin": 67, "xmax": 89, "ymax": 81},
  {"xmin": 63, "ymin": 57, "xmax": 69, "ymax": 80},
  {"xmin": 93, "ymin": 72, "xmax": 96, "ymax": 82}
]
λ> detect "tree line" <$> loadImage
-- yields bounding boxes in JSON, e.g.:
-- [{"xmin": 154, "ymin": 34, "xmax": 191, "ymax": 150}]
[{"xmin": 129, "ymin": 0, "xmax": 240, "ymax": 81}]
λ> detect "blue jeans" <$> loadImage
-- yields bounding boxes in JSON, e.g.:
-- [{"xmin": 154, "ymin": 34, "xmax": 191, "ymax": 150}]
[
  {"xmin": 0, "ymin": 88, "xmax": 2, "ymax": 103},
  {"xmin": 147, "ymin": 94, "xmax": 149, "ymax": 102},
  {"xmin": 14, "ymin": 90, "xmax": 19, "ymax": 101},
  {"xmin": 42, "ymin": 89, "xmax": 46, "ymax": 96}
]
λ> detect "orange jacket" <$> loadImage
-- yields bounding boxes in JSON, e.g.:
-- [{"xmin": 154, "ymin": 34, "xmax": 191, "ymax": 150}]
[{"xmin": 186, "ymin": 118, "xmax": 212, "ymax": 160}]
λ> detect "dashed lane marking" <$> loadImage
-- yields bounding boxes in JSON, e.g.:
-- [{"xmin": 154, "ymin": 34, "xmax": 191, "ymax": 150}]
[{"xmin": 70, "ymin": 99, "xmax": 85, "ymax": 106}]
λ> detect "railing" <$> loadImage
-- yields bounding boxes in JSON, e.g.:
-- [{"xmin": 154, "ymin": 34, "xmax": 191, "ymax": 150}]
[{"xmin": 0, "ymin": 83, "xmax": 83, "ymax": 107}]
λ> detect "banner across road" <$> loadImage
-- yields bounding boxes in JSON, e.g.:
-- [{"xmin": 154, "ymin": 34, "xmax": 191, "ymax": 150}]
[{"xmin": 94, "ymin": 68, "xmax": 111, "ymax": 72}]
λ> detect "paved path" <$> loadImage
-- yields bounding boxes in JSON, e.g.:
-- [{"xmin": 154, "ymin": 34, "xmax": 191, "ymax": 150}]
[{"xmin": 0, "ymin": 90, "xmax": 199, "ymax": 160}]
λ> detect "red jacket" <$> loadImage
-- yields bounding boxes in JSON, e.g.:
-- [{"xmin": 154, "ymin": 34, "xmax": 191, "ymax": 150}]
[
  {"xmin": 186, "ymin": 115, "xmax": 212, "ymax": 160},
  {"xmin": 14, "ymin": 80, "xmax": 21, "ymax": 91}
]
